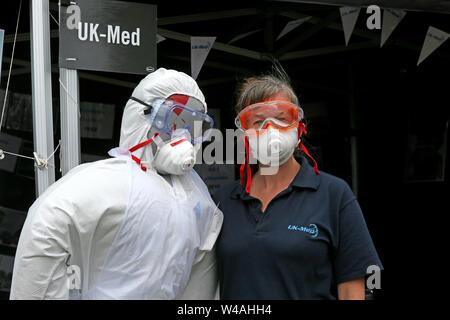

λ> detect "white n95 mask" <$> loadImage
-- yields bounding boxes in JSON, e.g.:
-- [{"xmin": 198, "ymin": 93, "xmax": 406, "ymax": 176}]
[
  {"xmin": 152, "ymin": 135, "xmax": 197, "ymax": 175},
  {"xmin": 247, "ymin": 126, "xmax": 299, "ymax": 167}
]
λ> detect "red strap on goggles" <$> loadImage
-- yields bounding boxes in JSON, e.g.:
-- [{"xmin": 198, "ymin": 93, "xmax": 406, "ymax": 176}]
[
  {"xmin": 298, "ymin": 123, "xmax": 320, "ymax": 175},
  {"xmin": 239, "ymin": 135, "xmax": 252, "ymax": 194}
]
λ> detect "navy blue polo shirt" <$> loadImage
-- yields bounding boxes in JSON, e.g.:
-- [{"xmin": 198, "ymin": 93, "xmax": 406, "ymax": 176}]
[{"xmin": 213, "ymin": 156, "xmax": 383, "ymax": 300}]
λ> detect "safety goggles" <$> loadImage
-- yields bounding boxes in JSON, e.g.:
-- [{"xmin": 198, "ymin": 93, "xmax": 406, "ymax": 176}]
[
  {"xmin": 235, "ymin": 100, "xmax": 304, "ymax": 134},
  {"xmin": 130, "ymin": 96, "xmax": 214, "ymax": 144}
]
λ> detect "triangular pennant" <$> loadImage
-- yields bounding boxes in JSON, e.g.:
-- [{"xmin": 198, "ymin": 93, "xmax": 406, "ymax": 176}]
[
  {"xmin": 339, "ymin": 7, "xmax": 361, "ymax": 46},
  {"xmin": 228, "ymin": 29, "xmax": 262, "ymax": 44},
  {"xmin": 191, "ymin": 36, "xmax": 216, "ymax": 80},
  {"xmin": 380, "ymin": 8, "xmax": 406, "ymax": 47},
  {"xmin": 417, "ymin": 26, "xmax": 450, "ymax": 65},
  {"xmin": 156, "ymin": 34, "xmax": 166, "ymax": 44},
  {"xmin": 276, "ymin": 17, "xmax": 311, "ymax": 41}
]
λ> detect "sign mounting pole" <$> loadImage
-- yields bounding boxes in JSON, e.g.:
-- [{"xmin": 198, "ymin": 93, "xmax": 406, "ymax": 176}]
[
  {"xmin": 30, "ymin": 0, "xmax": 56, "ymax": 196},
  {"xmin": 59, "ymin": 1, "xmax": 81, "ymax": 175},
  {"xmin": 59, "ymin": 67, "xmax": 81, "ymax": 175}
]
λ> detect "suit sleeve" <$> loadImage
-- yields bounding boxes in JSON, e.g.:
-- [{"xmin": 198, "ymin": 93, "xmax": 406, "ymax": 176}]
[
  {"xmin": 10, "ymin": 198, "xmax": 72, "ymax": 300},
  {"xmin": 178, "ymin": 206, "xmax": 223, "ymax": 300},
  {"xmin": 177, "ymin": 247, "xmax": 220, "ymax": 300}
]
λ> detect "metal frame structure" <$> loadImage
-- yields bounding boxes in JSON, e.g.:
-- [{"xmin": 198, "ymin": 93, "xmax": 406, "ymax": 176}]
[
  {"xmin": 29, "ymin": 0, "xmax": 56, "ymax": 196},
  {"xmin": 1, "ymin": 1, "xmax": 448, "ymax": 195},
  {"xmin": 59, "ymin": 68, "xmax": 80, "ymax": 176}
]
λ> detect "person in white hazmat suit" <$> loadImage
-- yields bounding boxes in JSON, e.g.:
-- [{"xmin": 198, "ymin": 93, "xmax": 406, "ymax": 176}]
[{"xmin": 10, "ymin": 68, "xmax": 223, "ymax": 300}]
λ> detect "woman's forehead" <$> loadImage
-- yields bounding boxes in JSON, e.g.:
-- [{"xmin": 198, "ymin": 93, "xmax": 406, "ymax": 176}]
[
  {"xmin": 267, "ymin": 92, "xmax": 293, "ymax": 103},
  {"xmin": 252, "ymin": 106, "xmax": 287, "ymax": 117}
]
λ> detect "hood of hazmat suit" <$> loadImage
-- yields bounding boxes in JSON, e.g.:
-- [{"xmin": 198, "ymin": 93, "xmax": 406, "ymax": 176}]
[{"xmin": 10, "ymin": 68, "xmax": 223, "ymax": 300}]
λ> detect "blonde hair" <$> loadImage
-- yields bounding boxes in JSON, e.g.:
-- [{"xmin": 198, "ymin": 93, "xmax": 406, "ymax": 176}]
[{"xmin": 234, "ymin": 63, "xmax": 299, "ymax": 114}]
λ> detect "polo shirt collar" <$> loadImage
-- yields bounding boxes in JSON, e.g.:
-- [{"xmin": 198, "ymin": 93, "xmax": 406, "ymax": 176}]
[
  {"xmin": 230, "ymin": 156, "xmax": 320, "ymax": 199},
  {"xmin": 291, "ymin": 156, "xmax": 321, "ymax": 190}
]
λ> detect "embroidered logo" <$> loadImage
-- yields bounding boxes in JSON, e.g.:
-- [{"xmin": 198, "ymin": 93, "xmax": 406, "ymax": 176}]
[{"xmin": 288, "ymin": 224, "xmax": 318, "ymax": 238}]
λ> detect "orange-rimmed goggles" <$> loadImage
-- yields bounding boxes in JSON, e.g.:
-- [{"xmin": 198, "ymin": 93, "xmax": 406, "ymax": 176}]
[{"xmin": 235, "ymin": 100, "xmax": 304, "ymax": 134}]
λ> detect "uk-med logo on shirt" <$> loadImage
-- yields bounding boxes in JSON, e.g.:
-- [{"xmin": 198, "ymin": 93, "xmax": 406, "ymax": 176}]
[{"xmin": 288, "ymin": 224, "xmax": 318, "ymax": 238}]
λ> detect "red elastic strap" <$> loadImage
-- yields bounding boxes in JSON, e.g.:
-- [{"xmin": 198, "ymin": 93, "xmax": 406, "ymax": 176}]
[
  {"xmin": 170, "ymin": 138, "xmax": 187, "ymax": 147},
  {"xmin": 299, "ymin": 142, "xmax": 320, "ymax": 175},
  {"xmin": 297, "ymin": 122, "xmax": 319, "ymax": 175},
  {"xmin": 244, "ymin": 136, "xmax": 251, "ymax": 194},
  {"xmin": 239, "ymin": 135, "xmax": 246, "ymax": 185},
  {"xmin": 129, "ymin": 133, "xmax": 159, "ymax": 171},
  {"xmin": 239, "ymin": 135, "xmax": 252, "ymax": 193},
  {"xmin": 298, "ymin": 122, "xmax": 307, "ymax": 139},
  {"xmin": 131, "ymin": 154, "xmax": 147, "ymax": 171},
  {"xmin": 239, "ymin": 162, "xmax": 245, "ymax": 185},
  {"xmin": 129, "ymin": 133, "xmax": 158, "ymax": 153}
]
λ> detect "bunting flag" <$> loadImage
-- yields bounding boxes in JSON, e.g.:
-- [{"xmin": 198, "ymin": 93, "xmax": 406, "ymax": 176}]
[
  {"xmin": 156, "ymin": 34, "xmax": 166, "ymax": 44},
  {"xmin": 417, "ymin": 26, "xmax": 450, "ymax": 66},
  {"xmin": 0, "ymin": 29, "xmax": 4, "ymax": 88},
  {"xmin": 276, "ymin": 17, "xmax": 311, "ymax": 41},
  {"xmin": 339, "ymin": 7, "xmax": 361, "ymax": 46},
  {"xmin": 380, "ymin": 8, "xmax": 406, "ymax": 47},
  {"xmin": 191, "ymin": 36, "xmax": 216, "ymax": 80},
  {"xmin": 228, "ymin": 29, "xmax": 262, "ymax": 44}
]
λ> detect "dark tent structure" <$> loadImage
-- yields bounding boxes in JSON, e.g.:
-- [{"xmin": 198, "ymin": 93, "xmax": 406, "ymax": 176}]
[{"xmin": 0, "ymin": 0, "xmax": 448, "ymax": 300}]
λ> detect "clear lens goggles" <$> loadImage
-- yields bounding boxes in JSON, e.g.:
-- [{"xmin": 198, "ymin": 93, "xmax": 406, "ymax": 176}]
[
  {"xmin": 131, "ymin": 96, "xmax": 214, "ymax": 144},
  {"xmin": 235, "ymin": 100, "xmax": 304, "ymax": 133}
]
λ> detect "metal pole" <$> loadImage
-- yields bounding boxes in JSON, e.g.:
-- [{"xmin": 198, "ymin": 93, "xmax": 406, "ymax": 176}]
[
  {"xmin": 59, "ymin": 68, "xmax": 81, "ymax": 175},
  {"xmin": 30, "ymin": 0, "xmax": 55, "ymax": 196}
]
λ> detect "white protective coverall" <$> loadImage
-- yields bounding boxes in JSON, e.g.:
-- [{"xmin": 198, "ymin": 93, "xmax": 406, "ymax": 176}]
[{"xmin": 10, "ymin": 68, "xmax": 223, "ymax": 300}]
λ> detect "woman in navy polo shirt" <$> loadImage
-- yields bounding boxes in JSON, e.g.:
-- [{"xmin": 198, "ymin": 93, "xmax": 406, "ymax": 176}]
[{"xmin": 213, "ymin": 70, "xmax": 383, "ymax": 300}]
